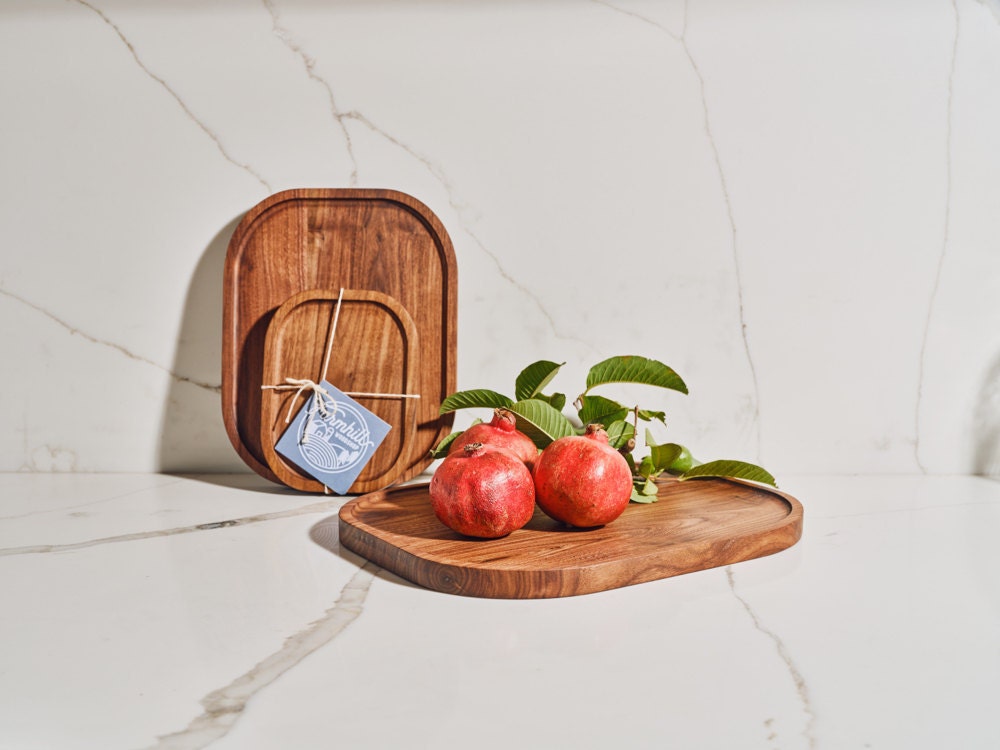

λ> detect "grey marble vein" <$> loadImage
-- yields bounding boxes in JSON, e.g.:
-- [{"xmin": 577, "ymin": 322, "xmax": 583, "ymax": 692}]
[
  {"xmin": 143, "ymin": 561, "xmax": 378, "ymax": 750},
  {"xmin": 764, "ymin": 717, "xmax": 777, "ymax": 742},
  {"xmin": 261, "ymin": 0, "xmax": 360, "ymax": 185},
  {"xmin": 346, "ymin": 108, "xmax": 600, "ymax": 355},
  {"xmin": 592, "ymin": 0, "xmax": 763, "ymax": 457},
  {"xmin": 0, "ymin": 497, "xmax": 344, "ymax": 557},
  {"xmin": 728, "ymin": 567, "xmax": 815, "ymax": 748},
  {"xmin": 438, "ymin": 208, "xmax": 595, "ymax": 354},
  {"xmin": 255, "ymin": 7, "xmax": 597, "ymax": 354},
  {"xmin": 591, "ymin": 0, "xmax": 682, "ymax": 40},
  {"xmin": 72, "ymin": 0, "xmax": 272, "ymax": 192},
  {"xmin": 0, "ymin": 477, "xmax": 185, "ymax": 521},
  {"xmin": 915, "ymin": 0, "xmax": 959, "ymax": 474},
  {"xmin": 18, "ymin": 446, "xmax": 79, "ymax": 472},
  {"xmin": 0, "ymin": 286, "xmax": 221, "ymax": 393},
  {"xmin": 975, "ymin": 0, "xmax": 1000, "ymax": 23},
  {"xmin": 16, "ymin": 413, "xmax": 80, "ymax": 471}
]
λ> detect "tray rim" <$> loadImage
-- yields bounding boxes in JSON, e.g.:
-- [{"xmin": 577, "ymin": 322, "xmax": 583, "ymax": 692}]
[
  {"xmin": 221, "ymin": 188, "xmax": 458, "ymax": 487},
  {"xmin": 337, "ymin": 477, "xmax": 804, "ymax": 598}
]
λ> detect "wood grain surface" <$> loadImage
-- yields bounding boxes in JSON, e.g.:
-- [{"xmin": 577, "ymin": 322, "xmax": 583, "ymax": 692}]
[
  {"xmin": 338, "ymin": 477, "xmax": 803, "ymax": 599},
  {"xmin": 260, "ymin": 289, "xmax": 419, "ymax": 494},
  {"xmin": 222, "ymin": 189, "xmax": 457, "ymax": 489}
]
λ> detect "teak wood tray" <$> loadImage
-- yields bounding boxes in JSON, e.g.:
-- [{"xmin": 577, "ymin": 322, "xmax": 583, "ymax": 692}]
[
  {"xmin": 260, "ymin": 289, "xmax": 420, "ymax": 494},
  {"xmin": 222, "ymin": 189, "xmax": 458, "ymax": 489},
  {"xmin": 339, "ymin": 478, "xmax": 803, "ymax": 599}
]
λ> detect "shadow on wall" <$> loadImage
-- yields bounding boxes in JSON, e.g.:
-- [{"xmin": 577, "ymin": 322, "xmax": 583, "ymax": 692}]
[
  {"xmin": 156, "ymin": 213, "xmax": 248, "ymax": 473},
  {"xmin": 974, "ymin": 353, "xmax": 1000, "ymax": 477}
]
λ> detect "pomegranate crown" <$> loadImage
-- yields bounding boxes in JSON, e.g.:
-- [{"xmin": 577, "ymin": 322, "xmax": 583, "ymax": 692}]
[{"xmin": 493, "ymin": 408, "xmax": 517, "ymax": 431}]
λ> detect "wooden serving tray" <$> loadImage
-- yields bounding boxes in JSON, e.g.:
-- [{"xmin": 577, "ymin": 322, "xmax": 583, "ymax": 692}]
[
  {"xmin": 260, "ymin": 289, "xmax": 420, "ymax": 494},
  {"xmin": 223, "ymin": 189, "xmax": 457, "ymax": 489},
  {"xmin": 338, "ymin": 478, "xmax": 803, "ymax": 599}
]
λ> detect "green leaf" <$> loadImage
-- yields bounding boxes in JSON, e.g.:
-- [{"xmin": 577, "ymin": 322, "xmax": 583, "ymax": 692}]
[
  {"xmin": 680, "ymin": 460, "xmax": 777, "ymax": 487},
  {"xmin": 629, "ymin": 487, "xmax": 658, "ymax": 505},
  {"xmin": 604, "ymin": 420, "xmax": 635, "ymax": 451},
  {"xmin": 533, "ymin": 392, "xmax": 567, "ymax": 412},
  {"xmin": 585, "ymin": 355, "xmax": 688, "ymax": 395},
  {"xmin": 662, "ymin": 443, "xmax": 696, "ymax": 473},
  {"xmin": 649, "ymin": 442, "xmax": 683, "ymax": 471},
  {"xmin": 644, "ymin": 428, "xmax": 659, "ymax": 448},
  {"xmin": 624, "ymin": 451, "xmax": 637, "ymax": 474},
  {"xmin": 429, "ymin": 431, "xmax": 463, "ymax": 459},
  {"xmin": 630, "ymin": 486, "xmax": 659, "ymax": 504},
  {"xmin": 515, "ymin": 360, "xmax": 565, "ymax": 401},
  {"xmin": 509, "ymin": 399, "xmax": 576, "ymax": 449},
  {"xmin": 630, "ymin": 477, "xmax": 660, "ymax": 503},
  {"xmin": 429, "ymin": 417, "xmax": 488, "ymax": 459},
  {"xmin": 578, "ymin": 395, "xmax": 629, "ymax": 428},
  {"xmin": 637, "ymin": 408, "xmax": 666, "ymax": 424},
  {"xmin": 439, "ymin": 389, "xmax": 513, "ymax": 414},
  {"xmin": 637, "ymin": 455, "xmax": 664, "ymax": 481}
]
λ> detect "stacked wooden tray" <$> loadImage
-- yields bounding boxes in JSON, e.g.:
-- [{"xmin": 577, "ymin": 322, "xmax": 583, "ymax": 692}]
[{"xmin": 222, "ymin": 189, "xmax": 458, "ymax": 493}]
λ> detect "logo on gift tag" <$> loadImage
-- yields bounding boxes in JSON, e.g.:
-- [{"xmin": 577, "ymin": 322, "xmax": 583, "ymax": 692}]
[
  {"xmin": 275, "ymin": 380, "xmax": 391, "ymax": 494},
  {"xmin": 298, "ymin": 392, "xmax": 372, "ymax": 474}
]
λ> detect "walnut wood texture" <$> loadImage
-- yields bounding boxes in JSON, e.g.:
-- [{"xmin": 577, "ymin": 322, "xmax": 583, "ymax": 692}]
[
  {"xmin": 222, "ymin": 189, "xmax": 457, "ymax": 489},
  {"xmin": 260, "ymin": 289, "xmax": 419, "ymax": 494},
  {"xmin": 339, "ymin": 478, "xmax": 803, "ymax": 599}
]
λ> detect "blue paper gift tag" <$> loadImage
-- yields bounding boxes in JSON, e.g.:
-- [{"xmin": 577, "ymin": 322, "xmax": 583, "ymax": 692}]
[{"xmin": 275, "ymin": 380, "xmax": 392, "ymax": 494}]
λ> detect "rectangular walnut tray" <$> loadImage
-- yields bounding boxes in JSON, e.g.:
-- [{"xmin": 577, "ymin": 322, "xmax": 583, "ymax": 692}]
[{"xmin": 338, "ymin": 477, "xmax": 803, "ymax": 599}]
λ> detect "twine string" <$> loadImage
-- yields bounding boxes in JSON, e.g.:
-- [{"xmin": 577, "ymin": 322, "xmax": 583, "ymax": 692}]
[
  {"xmin": 261, "ymin": 378, "xmax": 336, "ymax": 424},
  {"xmin": 320, "ymin": 287, "xmax": 345, "ymax": 384},
  {"xmin": 261, "ymin": 287, "xmax": 420, "ymax": 425}
]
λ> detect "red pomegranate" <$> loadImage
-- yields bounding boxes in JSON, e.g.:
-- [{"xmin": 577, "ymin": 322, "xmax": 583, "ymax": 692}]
[
  {"xmin": 430, "ymin": 442, "xmax": 536, "ymax": 538},
  {"xmin": 533, "ymin": 424, "xmax": 633, "ymax": 528},
  {"xmin": 448, "ymin": 408, "xmax": 538, "ymax": 468}
]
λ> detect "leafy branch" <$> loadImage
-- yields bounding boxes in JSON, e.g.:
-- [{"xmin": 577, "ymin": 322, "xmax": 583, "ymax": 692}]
[{"xmin": 432, "ymin": 356, "xmax": 776, "ymax": 500}]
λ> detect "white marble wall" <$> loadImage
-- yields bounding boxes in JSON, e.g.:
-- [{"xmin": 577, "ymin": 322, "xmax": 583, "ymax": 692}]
[{"xmin": 2, "ymin": 0, "xmax": 999, "ymax": 476}]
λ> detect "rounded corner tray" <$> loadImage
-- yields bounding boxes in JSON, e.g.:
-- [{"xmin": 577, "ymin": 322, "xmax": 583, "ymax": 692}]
[{"xmin": 338, "ymin": 477, "xmax": 804, "ymax": 599}]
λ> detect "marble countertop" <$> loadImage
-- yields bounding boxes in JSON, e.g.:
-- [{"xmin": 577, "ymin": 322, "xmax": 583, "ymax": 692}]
[{"xmin": 1, "ymin": 473, "xmax": 997, "ymax": 749}]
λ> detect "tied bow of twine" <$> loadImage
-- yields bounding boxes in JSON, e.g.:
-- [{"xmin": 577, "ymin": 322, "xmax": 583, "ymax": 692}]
[{"xmin": 261, "ymin": 377, "xmax": 337, "ymax": 424}]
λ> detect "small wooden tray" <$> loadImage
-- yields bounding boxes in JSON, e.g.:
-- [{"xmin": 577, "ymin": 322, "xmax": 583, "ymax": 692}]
[
  {"xmin": 223, "ymin": 189, "xmax": 457, "ymax": 488},
  {"xmin": 338, "ymin": 478, "xmax": 803, "ymax": 598},
  {"xmin": 260, "ymin": 289, "xmax": 420, "ymax": 494}
]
